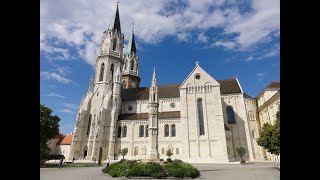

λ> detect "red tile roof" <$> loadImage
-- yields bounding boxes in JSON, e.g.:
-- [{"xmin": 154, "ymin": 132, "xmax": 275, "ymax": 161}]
[
  {"xmin": 267, "ymin": 81, "xmax": 280, "ymax": 88},
  {"xmin": 56, "ymin": 135, "xmax": 73, "ymax": 145}
]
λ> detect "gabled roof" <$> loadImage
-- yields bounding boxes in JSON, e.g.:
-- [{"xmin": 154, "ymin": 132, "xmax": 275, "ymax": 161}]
[
  {"xmin": 121, "ymin": 78, "xmax": 243, "ymax": 101},
  {"xmin": 267, "ymin": 81, "xmax": 280, "ymax": 88},
  {"xmin": 256, "ymin": 81, "xmax": 280, "ymax": 98},
  {"xmin": 217, "ymin": 79, "xmax": 242, "ymax": 94},
  {"xmin": 56, "ymin": 135, "xmax": 72, "ymax": 145},
  {"xmin": 122, "ymin": 84, "xmax": 180, "ymax": 101}
]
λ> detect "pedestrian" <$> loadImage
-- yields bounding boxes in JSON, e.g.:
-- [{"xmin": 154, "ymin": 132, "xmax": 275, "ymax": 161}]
[
  {"xmin": 72, "ymin": 157, "xmax": 75, "ymax": 163},
  {"xmin": 106, "ymin": 157, "xmax": 110, "ymax": 167}
]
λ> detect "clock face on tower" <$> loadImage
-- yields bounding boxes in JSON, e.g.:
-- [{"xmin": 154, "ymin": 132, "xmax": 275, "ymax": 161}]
[{"xmin": 131, "ymin": 82, "xmax": 136, "ymax": 88}]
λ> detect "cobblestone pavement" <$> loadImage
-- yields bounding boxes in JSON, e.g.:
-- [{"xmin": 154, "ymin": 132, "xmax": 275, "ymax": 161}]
[{"xmin": 40, "ymin": 162, "xmax": 279, "ymax": 180}]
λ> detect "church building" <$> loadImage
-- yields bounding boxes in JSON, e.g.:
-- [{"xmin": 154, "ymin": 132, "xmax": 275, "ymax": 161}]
[{"xmin": 69, "ymin": 3, "xmax": 279, "ymax": 163}]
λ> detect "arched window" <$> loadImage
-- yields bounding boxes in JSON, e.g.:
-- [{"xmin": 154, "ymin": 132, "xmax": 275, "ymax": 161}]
[
  {"xmin": 248, "ymin": 111, "xmax": 255, "ymax": 121},
  {"xmin": 252, "ymin": 130, "xmax": 255, "ymax": 138},
  {"xmin": 171, "ymin": 124, "xmax": 176, "ymax": 137},
  {"xmin": 197, "ymin": 98, "xmax": 205, "ymax": 135},
  {"xmin": 123, "ymin": 126, "xmax": 127, "ymax": 137},
  {"xmin": 145, "ymin": 125, "xmax": 149, "ymax": 137},
  {"xmin": 139, "ymin": 125, "xmax": 144, "ymax": 137},
  {"xmin": 227, "ymin": 106, "xmax": 236, "ymax": 124},
  {"xmin": 99, "ymin": 63, "xmax": 105, "ymax": 81},
  {"xmin": 117, "ymin": 126, "xmax": 121, "ymax": 138},
  {"xmin": 110, "ymin": 64, "xmax": 114, "ymax": 81},
  {"xmin": 124, "ymin": 60, "xmax": 127, "ymax": 70},
  {"xmin": 112, "ymin": 39, "xmax": 117, "ymax": 51},
  {"xmin": 134, "ymin": 147, "xmax": 139, "ymax": 156},
  {"xmin": 164, "ymin": 124, "xmax": 169, "ymax": 137},
  {"xmin": 87, "ymin": 114, "xmax": 92, "ymax": 135},
  {"xmin": 130, "ymin": 60, "xmax": 134, "ymax": 71}
]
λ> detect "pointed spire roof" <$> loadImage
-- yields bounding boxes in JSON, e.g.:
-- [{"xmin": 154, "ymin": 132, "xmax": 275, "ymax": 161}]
[
  {"xmin": 151, "ymin": 67, "xmax": 157, "ymax": 87},
  {"xmin": 127, "ymin": 27, "xmax": 137, "ymax": 54},
  {"xmin": 108, "ymin": 3, "xmax": 121, "ymax": 34}
]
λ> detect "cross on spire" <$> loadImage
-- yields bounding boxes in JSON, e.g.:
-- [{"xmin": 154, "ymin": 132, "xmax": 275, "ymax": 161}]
[
  {"xmin": 117, "ymin": 0, "xmax": 119, "ymax": 6},
  {"xmin": 195, "ymin": 61, "xmax": 199, "ymax": 65}
]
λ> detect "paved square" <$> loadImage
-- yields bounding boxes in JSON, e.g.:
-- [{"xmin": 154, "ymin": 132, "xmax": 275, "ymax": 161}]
[{"xmin": 40, "ymin": 162, "xmax": 279, "ymax": 180}]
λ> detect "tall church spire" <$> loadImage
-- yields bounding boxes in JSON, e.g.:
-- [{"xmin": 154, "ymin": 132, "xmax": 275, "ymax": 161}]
[
  {"xmin": 127, "ymin": 26, "xmax": 137, "ymax": 54},
  {"xmin": 151, "ymin": 67, "xmax": 157, "ymax": 87},
  {"xmin": 108, "ymin": 2, "xmax": 121, "ymax": 34}
]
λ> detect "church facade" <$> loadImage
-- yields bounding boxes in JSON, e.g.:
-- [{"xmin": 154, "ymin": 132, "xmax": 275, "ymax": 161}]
[{"xmin": 69, "ymin": 4, "xmax": 279, "ymax": 163}]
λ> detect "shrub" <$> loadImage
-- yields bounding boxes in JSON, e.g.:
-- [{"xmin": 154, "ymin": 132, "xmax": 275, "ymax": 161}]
[
  {"xmin": 166, "ymin": 158, "xmax": 172, "ymax": 162},
  {"xmin": 102, "ymin": 160, "xmax": 130, "ymax": 177},
  {"xmin": 128, "ymin": 162, "xmax": 163, "ymax": 177},
  {"xmin": 165, "ymin": 162, "xmax": 199, "ymax": 179},
  {"xmin": 102, "ymin": 160, "xmax": 199, "ymax": 179}
]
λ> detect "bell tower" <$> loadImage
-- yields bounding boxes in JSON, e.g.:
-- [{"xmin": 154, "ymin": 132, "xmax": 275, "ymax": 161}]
[{"xmin": 122, "ymin": 26, "xmax": 141, "ymax": 89}]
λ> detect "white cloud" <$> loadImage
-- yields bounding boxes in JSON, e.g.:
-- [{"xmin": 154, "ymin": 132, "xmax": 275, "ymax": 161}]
[
  {"xmin": 177, "ymin": 32, "xmax": 191, "ymax": 42},
  {"xmin": 55, "ymin": 66, "xmax": 71, "ymax": 76},
  {"xmin": 47, "ymin": 92, "xmax": 66, "ymax": 99},
  {"xmin": 40, "ymin": 72, "xmax": 72, "ymax": 84},
  {"xmin": 41, "ymin": 0, "xmax": 279, "ymax": 64},
  {"xmin": 246, "ymin": 56, "xmax": 254, "ymax": 62},
  {"xmin": 59, "ymin": 109, "xmax": 73, "ymax": 113},
  {"xmin": 197, "ymin": 33, "xmax": 208, "ymax": 43},
  {"xmin": 212, "ymin": 41, "xmax": 236, "ymax": 49},
  {"xmin": 256, "ymin": 72, "xmax": 267, "ymax": 82},
  {"xmin": 63, "ymin": 103, "xmax": 78, "ymax": 110}
]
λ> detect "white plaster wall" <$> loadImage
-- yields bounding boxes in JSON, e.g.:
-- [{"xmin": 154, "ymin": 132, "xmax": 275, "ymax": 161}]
[{"xmin": 221, "ymin": 94, "xmax": 254, "ymax": 161}]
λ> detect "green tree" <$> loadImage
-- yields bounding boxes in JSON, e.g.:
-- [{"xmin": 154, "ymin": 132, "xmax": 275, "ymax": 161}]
[
  {"xmin": 257, "ymin": 107, "xmax": 280, "ymax": 155},
  {"xmin": 236, "ymin": 147, "xmax": 246, "ymax": 160},
  {"xmin": 121, "ymin": 148, "xmax": 128, "ymax": 159},
  {"xmin": 40, "ymin": 104, "xmax": 60, "ymax": 160}
]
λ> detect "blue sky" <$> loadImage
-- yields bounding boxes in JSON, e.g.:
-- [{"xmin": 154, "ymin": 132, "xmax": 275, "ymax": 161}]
[{"xmin": 40, "ymin": 0, "xmax": 280, "ymax": 134}]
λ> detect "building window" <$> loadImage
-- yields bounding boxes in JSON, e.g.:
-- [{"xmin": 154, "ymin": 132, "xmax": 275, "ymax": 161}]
[
  {"xmin": 227, "ymin": 106, "xmax": 236, "ymax": 124},
  {"xmin": 117, "ymin": 126, "xmax": 121, "ymax": 138},
  {"xmin": 128, "ymin": 105, "xmax": 133, "ymax": 111},
  {"xmin": 87, "ymin": 114, "xmax": 92, "ymax": 135},
  {"xmin": 99, "ymin": 63, "xmax": 105, "ymax": 81},
  {"xmin": 123, "ymin": 126, "xmax": 127, "ymax": 137},
  {"xmin": 252, "ymin": 130, "xmax": 255, "ymax": 138},
  {"xmin": 112, "ymin": 39, "xmax": 117, "ymax": 51},
  {"xmin": 124, "ymin": 60, "xmax": 127, "ymax": 70},
  {"xmin": 110, "ymin": 64, "xmax": 114, "ymax": 81},
  {"xmin": 145, "ymin": 125, "xmax": 149, "ymax": 137},
  {"xmin": 164, "ymin": 124, "xmax": 169, "ymax": 137},
  {"xmin": 171, "ymin": 124, "xmax": 176, "ymax": 137},
  {"xmin": 170, "ymin": 102, "xmax": 176, "ymax": 108},
  {"xmin": 130, "ymin": 60, "xmax": 134, "ymax": 71},
  {"xmin": 176, "ymin": 148, "xmax": 179, "ymax": 155},
  {"xmin": 195, "ymin": 73, "xmax": 201, "ymax": 80},
  {"xmin": 134, "ymin": 147, "xmax": 139, "ymax": 156},
  {"xmin": 162, "ymin": 148, "xmax": 165, "ymax": 154},
  {"xmin": 197, "ymin": 98, "xmax": 205, "ymax": 135},
  {"xmin": 142, "ymin": 147, "xmax": 146, "ymax": 155},
  {"xmin": 139, "ymin": 125, "xmax": 144, "ymax": 137}
]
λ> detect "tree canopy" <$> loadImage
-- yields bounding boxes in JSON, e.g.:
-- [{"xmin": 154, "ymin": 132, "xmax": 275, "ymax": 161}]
[
  {"xmin": 257, "ymin": 107, "xmax": 280, "ymax": 155},
  {"xmin": 40, "ymin": 104, "xmax": 60, "ymax": 160}
]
